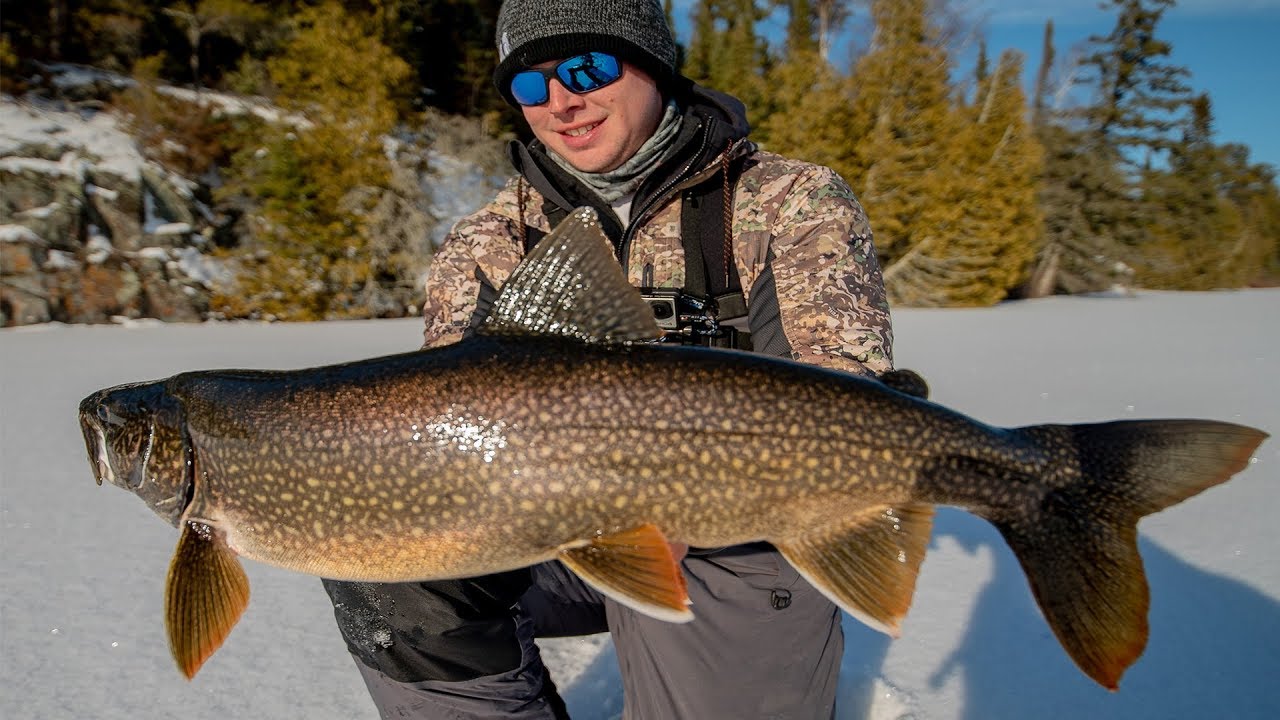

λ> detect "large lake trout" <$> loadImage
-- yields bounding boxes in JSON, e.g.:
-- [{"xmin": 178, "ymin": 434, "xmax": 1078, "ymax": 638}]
[{"xmin": 80, "ymin": 208, "xmax": 1266, "ymax": 689}]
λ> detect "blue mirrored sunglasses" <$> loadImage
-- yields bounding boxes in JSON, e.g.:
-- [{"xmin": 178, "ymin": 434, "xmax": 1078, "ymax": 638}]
[{"xmin": 510, "ymin": 52, "xmax": 623, "ymax": 106}]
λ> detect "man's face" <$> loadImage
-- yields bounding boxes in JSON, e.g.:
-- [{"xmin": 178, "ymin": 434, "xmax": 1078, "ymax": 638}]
[{"xmin": 521, "ymin": 59, "xmax": 665, "ymax": 174}]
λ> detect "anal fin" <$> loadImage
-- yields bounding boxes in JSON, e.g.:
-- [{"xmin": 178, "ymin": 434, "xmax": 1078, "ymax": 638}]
[
  {"xmin": 775, "ymin": 503, "xmax": 934, "ymax": 636},
  {"xmin": 558, "ymin": 523, "xmax": 692, "ymax": 623},
  {"xmin": 165, "ymin": 521, "xmax": 251, "ymax": 679}
]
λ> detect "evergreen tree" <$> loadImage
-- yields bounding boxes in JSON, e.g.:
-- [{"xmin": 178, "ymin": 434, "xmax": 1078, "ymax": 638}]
[
  {"xmin": 1026, "ymin": 18, "xmax": 1134, "ymax": 296},
  {"xmin": 1216, "ymin": 146, "xmax": 1280, "ymax": 285},
  {"xmin": 1030, "ymin": 18, "xmax": 1054, "ymax": 127},
  {"xmin": 1080, "ymin": 0, "xmax": 1193, "ymax": 162},
  {"xmin": 1075, "ymin": 0, "xmax": 1193, "ymax": 282},
  {"xmin": 1140, "ymin": 95, "xmax": 1274, "ymax": 289},
  {"xmin": 756, "ymin": 0, "xmax": 847, "ymax": 163},
  {"xmin": 811, "ymin": 0, "xmax": 850, "ymax": 61},
  {"xmin": 217, "ymin": 0, "xmax": 412, "ymax": 320},
  {"xmin": 1028, "ymin": 124, "xmax": 1135, "ymax": 296},
  {"xmin": 161, "ymin": 0, "xmax": 271, "ymax": 90},
  {"xmin": 683, "ymin": 0, "xmax": 772, "ymax": 128},
  {"xmin": 885, "ymin": 49, "xmax": 1044, "ymax": 306},
  {"xmin": 842, "ymin": 0, "xmax": 962, "ymax": 269},
  {"xmin": 70, "ymin": 0, "xmax": 156, "ymax": 72}
]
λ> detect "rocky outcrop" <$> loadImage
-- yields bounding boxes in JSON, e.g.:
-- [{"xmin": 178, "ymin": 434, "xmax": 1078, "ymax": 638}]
[
  {"xmin": 1, "ymin": 97, "xmax": 228, "ymax": 326},
  {"xmin": 2, "ymin": 71, "xmax": 507, "ymax": 327}
]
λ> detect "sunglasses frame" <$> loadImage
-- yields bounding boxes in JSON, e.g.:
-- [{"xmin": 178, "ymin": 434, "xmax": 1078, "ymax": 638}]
[{"xmin": 510, "ymin": 52, "xmax": 624, "ymax": 106}]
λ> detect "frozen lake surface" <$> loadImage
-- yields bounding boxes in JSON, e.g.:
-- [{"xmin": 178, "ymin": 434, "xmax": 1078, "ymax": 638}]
[{"xmin": 2, "ymin": 289, "xmax": 1276, "ymax": 719}]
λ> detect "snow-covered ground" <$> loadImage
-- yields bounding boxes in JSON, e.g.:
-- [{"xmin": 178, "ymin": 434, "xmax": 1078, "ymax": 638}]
[{"xmin": 2, "ymin": 289, "xmax": 1276, "ymax": 719}]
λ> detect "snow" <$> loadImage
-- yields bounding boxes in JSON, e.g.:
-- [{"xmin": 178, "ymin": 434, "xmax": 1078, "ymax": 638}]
[
  {"xmin": 0, "ymin": 225, "xmax": 44, "ymax": 244},
  {"xmin": 42, "ymin": 248, "xmax": 78, "ymax": 271},
  {"xmin": 16, "ymin": 202, "xmax": 61, "ymax": 220},
  {"xmin": 85, "ymin": 182, "xmax": 120, "ymax": 201},
  {"xmin": 45, "ymin": 64, "xmax": 132, "ymax": 93},
  {"xmin": 424, "ymin": 149, "xmax": 508, "ymax": 246},
  {"xmin": 1, "ymin": 290, "xmax": 1276, "ymax": 720},
  {"xmin": 85, "ymin": 235, "xmax": 113, "ymax": 265},
  {"xmin": 0, "ymin": 155, "xmax": 76, "ymax": 177},
  {"xmin": 155, "ymin": 85, "xmax": 311, "ymax": 128},
  {"xmin": 171, "ymin": 247, "xmax": 235, "ymax": 288},
  {"xmin": 136, "ymin": 247, "xmax": 170, "ymax": 261},
  {"xmin": 152, "ymin": 222, "xmax": 193, "ymax": 237},
  {"xmin": 0, "ymin": 97, "xmax": 145, "ymax": 178}
]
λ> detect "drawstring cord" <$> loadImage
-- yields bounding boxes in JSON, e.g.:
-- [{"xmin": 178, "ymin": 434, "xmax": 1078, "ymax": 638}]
[
  {"xmin": 516, "ymin": 176, "xmax": 527, "ymax": 251},
  {"xmin": 721, "ymin": 145, "xmax": 733, "ymax": 290}
]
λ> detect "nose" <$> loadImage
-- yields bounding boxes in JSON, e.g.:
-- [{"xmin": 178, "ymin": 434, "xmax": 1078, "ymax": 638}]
[{"xmin": 546, "ymin": 79, "xmax": 584, "ymax": 114}]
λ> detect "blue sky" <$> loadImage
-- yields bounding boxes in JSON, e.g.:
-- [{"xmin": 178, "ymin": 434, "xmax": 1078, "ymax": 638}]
[
  {"xmin": 980, "ymin": 0, "xmax": 1280, "ymax": 171},
  {"xmin": 670, "ymin": 0, "xmax": 1280, "ymax": 172}
]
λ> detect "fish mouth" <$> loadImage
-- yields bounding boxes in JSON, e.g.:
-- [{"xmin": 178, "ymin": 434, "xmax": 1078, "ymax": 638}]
[
  {"xmin": 77, "ymin": 396, "xmax": 147, "ymax": 490},
  {"xmin": 79, "ymin": 407, "xmax": 110, "ymax": 487}
]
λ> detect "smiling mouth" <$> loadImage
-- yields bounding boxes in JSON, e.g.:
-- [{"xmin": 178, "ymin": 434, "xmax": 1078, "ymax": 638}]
[{"xmin": 563, "ymin": 121, "xmax": 601, "ymax": 137}]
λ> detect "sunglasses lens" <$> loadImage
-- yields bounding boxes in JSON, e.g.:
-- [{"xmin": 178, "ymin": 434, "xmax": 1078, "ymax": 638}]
[
  {"xmin": 511, "ymin": 52, "xmax": 623, "ymax": 106},
  {"xmin": 511, "ymin": 71, "xmax": 549, "ymax": 106},
  {"xmin": 557, "ymin": 52, "xmax": 621, "ymax": 93}
]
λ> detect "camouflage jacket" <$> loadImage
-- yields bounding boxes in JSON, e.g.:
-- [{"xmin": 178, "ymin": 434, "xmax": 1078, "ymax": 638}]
[{"xmin": 422, "ymin": 85, "xmax": 893, "ymax": 376}]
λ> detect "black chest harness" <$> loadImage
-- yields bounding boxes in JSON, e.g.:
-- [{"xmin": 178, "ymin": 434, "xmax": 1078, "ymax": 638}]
[{"xmin": 519, "ymin": 159, "xmax": 750, "ymax": 349}]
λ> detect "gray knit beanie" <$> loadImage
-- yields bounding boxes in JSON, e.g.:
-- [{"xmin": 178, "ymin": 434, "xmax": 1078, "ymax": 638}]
[{"xmin": 493, "ymin": 0, "xmax": 678, "ymax": 106}]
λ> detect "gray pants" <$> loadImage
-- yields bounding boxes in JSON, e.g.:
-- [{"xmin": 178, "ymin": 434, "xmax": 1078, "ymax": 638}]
[{"xmin": 327, "ymin": 544, "xmax": 841, "ymax": 719}]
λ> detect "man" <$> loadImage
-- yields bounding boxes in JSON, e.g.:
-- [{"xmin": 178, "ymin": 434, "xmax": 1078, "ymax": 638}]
[{"xmin": 323, "ymin": 0, "xmax": 893, "ymax": 717}]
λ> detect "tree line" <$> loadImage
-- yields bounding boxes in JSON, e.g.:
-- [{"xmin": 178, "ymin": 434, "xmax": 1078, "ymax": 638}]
[{"xmin": 3, "ymin": 0, "xmax": 1277, "ymax": 316}]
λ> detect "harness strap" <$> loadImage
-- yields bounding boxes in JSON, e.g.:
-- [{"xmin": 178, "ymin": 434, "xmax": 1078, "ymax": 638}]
[{"xmin": 681, "ymin": 149, "xmax": 746, "ymax": 319}]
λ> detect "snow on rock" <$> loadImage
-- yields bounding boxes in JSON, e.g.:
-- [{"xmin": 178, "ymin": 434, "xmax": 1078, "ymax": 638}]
[
  {"xmin": 0, "ymin": 95, "xmax": 224, "ymax": 325},
  {"xmin": 3, "ymin": 79, "xmax": 511, "ymax": 326},
  {"xmin": 43, "ymin": 248, "xmax": 78, "ymax": 271},
  {"xmin": 151, "ymin": 222, "xmax": 192, "ymax": 236},
  {"xmin": 0, "ymin": 224, "xmax": 44, "ymax": 243},
  {"xmin": 0, "ymin": 95, "xmax": 145, "ymax": 177}
]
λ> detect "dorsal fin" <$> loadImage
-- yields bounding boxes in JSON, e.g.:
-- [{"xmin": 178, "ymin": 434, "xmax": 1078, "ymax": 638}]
[{"xmin": 480, "ymin": 207, "xmax": 664, "ymax": 345}]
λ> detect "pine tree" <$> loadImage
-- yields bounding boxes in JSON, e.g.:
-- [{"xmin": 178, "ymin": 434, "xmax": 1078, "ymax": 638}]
[
  {"xmin": 1140, "ymin": 95, "xmax": 1275, "ymax": 289},
  {"xmin": 1026, "ymin": 18, "xmax": 1134, "ymax": 296},
  {"xmin": 71, "ymin": 0, "xmax": 155, "ymax": 72},
  {"xmin": 1080, "ymin": 0, "xmax": 1193, "ymax": 163},
  {"xmin": 161, "ymin": 0, "xmax": 271, "ymax": 90},
  {"xmin": 683, "ymin": 0, "xmax": 772, "ymax": 128},
  {"xmin": 217, "ymin": 0, "xmax": 412, "ymax": 321},
  {"xmin": 841, "ymin": 0, "xmax": 962, "ymax": 269},
  {"xmin": 756, "ymin": 0, "xmax": 848, "ymax": 163},
  {"xmin": 1218, "ymin": 144, "xmax": 1280, "ymax": 285},
  {"xmin": 885, "ymin": 49, "xmax": 1043, "ymax": 306},
  {"xmin": 1075, "ymin": 0, "xmax": 1197, "ymax": 285},
  {"xmin": 812, "ymin": 0, "xmax": 851, "ymax": 63}
]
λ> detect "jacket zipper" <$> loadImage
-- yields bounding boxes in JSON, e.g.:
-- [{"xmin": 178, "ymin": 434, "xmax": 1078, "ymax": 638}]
[{"xmin": 619, "ymin": 118, "xmax": 716, "ymax": 274}]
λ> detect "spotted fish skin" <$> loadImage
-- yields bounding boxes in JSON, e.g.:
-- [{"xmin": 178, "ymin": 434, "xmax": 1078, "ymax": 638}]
[
  {"xmin": 79, "ymin": 208, "xmax": 1267, "ymax": 688},
  {"xmin": 163, "ymin": 336, "xmax": 990, "ymax": 580}
]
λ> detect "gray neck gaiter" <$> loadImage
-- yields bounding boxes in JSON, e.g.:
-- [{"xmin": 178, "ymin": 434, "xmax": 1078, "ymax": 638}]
[{"xmin": 547, "ymin": 100, "xmax": 683, "ymax": 203}]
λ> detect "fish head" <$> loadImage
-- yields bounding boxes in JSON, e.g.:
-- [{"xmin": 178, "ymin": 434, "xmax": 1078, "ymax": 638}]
[{"xmin": 79, "ymin": 381, "xmax": 193, "ymax": 527}]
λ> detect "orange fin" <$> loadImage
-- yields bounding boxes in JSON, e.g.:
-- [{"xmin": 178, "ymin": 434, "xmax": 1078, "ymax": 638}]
[
  {"xmin": 558, "ymin": 523, "xmax": 692, "ymax": 623},
  {"xmin": 775, "ymin": 503, "xmax": 934, "ymax": 636},
  {"xmin": 165, "ymin": 521, "xmax": 250, "ymax": 679}
]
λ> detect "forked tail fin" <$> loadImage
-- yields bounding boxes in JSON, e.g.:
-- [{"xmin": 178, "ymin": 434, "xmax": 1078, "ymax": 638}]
[{"xmin": 987, "ymin": 419, "xmax": 1266, "ymax": 690}]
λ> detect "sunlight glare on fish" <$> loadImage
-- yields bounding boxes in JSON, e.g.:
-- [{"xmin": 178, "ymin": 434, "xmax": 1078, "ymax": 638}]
[{"xmin": 421, "ymin": 411, "xmax": 509, "ymax": 463}]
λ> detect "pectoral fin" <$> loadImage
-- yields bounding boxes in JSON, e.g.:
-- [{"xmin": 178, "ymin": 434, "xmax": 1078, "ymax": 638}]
[
  {"xmin": 165, "ymin": 521, "xmax": 250, "ymax": 679},
  {"xmin": 558, "ymin": 524, "xmax": 692, "ymax": 623},
  {"xmin": 775, "ymin": 503, "xmax": 933, "ymax": 636}
]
